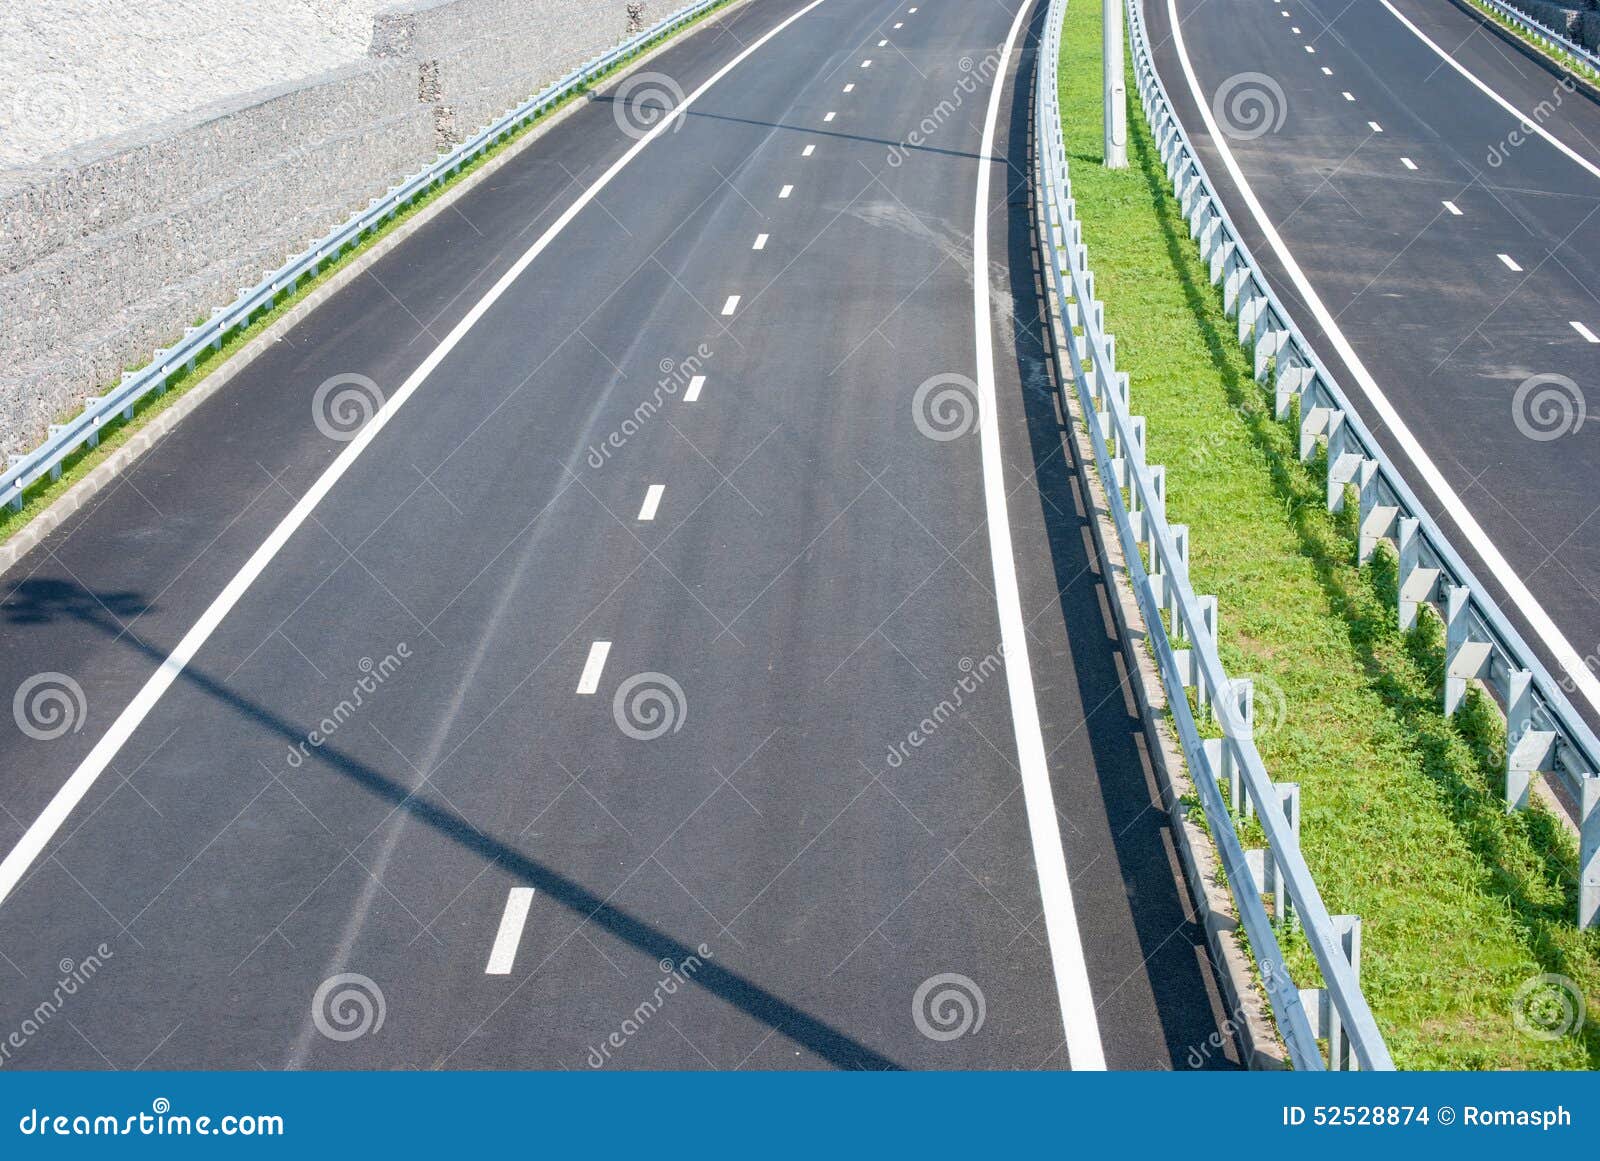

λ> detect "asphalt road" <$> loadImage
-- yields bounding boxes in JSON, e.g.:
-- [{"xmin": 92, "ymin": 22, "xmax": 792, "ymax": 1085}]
[
  {"xmin": 0, "ymin": 0, "xmax": 1231, "ymax": 1069},
  {"xmin": 1145, "ymin": 0, "xmax": 1600, "ymax": 737}
]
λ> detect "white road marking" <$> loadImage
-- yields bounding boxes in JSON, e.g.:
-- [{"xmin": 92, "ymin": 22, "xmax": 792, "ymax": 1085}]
[
  {"xmin": 1304, "ymin": 44, "xmax": 1315, "ymax": 53},
  {"xmin": 1379, "ymin": 0, "xmax": 1600, "ymax": 183},
  {"xmin": 1401, "ymin": 156, "xmax": 1417, "ymax": 169},
  {"xmin": 721, "ymin": 295, "xmax": 741, "ymax": 315},
  {"xmin": 878, "ymin": 38, "xmax": 888, "ymax": 46},
  {"xmin": 0, "ymin": 0, "xmax": 838, "ymax": 912},
  {"xmin": 1292, "ymin": 25, "xmax": 1301, "ymax": 33},
  {"xmin": 802, "ymin": 144, "xmax": 816, "ymax": 156},
  {"xmin": 1341, "ymin": 90, "xmax": 1354, "ymax": 101},
  {"xmin": 1321, "ymin": 66, "xmax": 1333, "ymax": 75},
  {"xmin": 576, "ymin": 641, "xmax": 612, "ymax": 695},
  {"xmin": 1442, "ymin": 199, "xmax": 1462, "ymax": 215},
  {"xmin": 1573, "ymin": 321, "xmax": 1600, "ymax": 343},
  {"xmin": 861, "ymin": 58, "xmax": 873, "ymax": 67},
  {"xmin": 779, "ymin": 184, "xmax": 794, "ymax": 198},
  {"xmin": 1368, "ymin": 121, "xmax": 1383, "ymax": 133},
  {"xmin": 1498, "ymin": 253, "xmax": 1522, "ymax": 271},
  {"xmin": 1168, "ymin": 0, "xmax": 1600, "ymax": 718},
  {"xmin": 684, "ymin": 375, "xmax": 706, "ymax": 402},
  {"xmin": 638, "ymin": 484, "xmax": 665, "ymax": 521},
  {"xmin": 824, "ymin": 111, "xmax": 837, "ymax": 121},
  {"xmin": 973, "ymin": 0, "xmax": 1104, "ymax": 1070},
  {"xmin": 485, "ymin": 888, "xmax": 535, "ymax": 974},
  {"xmin": 844, "ymin": 83, "xmax": 855, "ymax": 92},
  {"xmin": 894, "ymin": 21, "xmax": 903, "ymax": 27},
  {"xmin": 753, "ymin": 233, "xmax": 769, "ymax": 250},
  {"xmin": 908, "ymin": 6, "xmax": 917, "ymax": 11}
]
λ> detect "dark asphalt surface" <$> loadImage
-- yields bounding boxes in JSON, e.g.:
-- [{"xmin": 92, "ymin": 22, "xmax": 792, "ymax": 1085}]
[
  {"xmin": 1145, "ymin": 0, "xmax": 1600, "ymax": 734},
  {"xmin": 0, "ymin": 0, "xmax": 1231, "ymax": 1069}
]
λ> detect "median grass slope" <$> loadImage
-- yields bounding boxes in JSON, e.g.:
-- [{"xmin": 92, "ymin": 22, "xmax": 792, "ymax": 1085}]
[{"xmin": 1060, "ymin": 0, "xmax": 1600, "ymax": 1068}]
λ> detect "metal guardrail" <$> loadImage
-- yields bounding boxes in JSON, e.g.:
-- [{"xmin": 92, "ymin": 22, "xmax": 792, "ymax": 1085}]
[
  {"xmin": 1035, "ymin": 0, "xmax": 1392, "ymax": 1070},
  {"xmin": 1125, "ymin": 0, "xmax": 1600, "ymax": 930},
  {"xmin": 3, "ymin": 0, "xmax": 726, "ymax": 510},
  {"xmin": 1469, "ymin": 0, "xmax": 1600, "ymax": 78}
]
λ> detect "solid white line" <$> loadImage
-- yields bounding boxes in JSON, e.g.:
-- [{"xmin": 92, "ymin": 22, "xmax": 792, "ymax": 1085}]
[
  {"xmin": 485, "ymin": 887, "xmax": 535, "ymax": 974},
  {"xmin": 779, "ymin": 184, "xmax": 794, "ymax": 198},
  {"xmin": 802, "ymin": 144, "xmax": 816, "ymax": 156},
  {"xmin": 1442, "ymin": 199, "xmax": 1462, "ymax": 215},
  {"xmin": 1167, "ymin": 0, "xmax": 1600, "ymax": 717},
  {"xmin": 684, "ymin": 374, "xmax": 706, "ymax": 401},
  {"xmin": 1498, "ymin": 253, "xmax": 1522, "ymax": 271},
  {"xmin": 1573, "ymin": 321, "xmax": 1600, "ymax": 343},
  {"xmin": 1378, "ymin": 0, "xmax": 1600, "ymax": 184},
  {"xmin": 1401, "ymin": 156, "xmax": 1417, "ymax": 169},
  {"xmin": 637, "ymin": 484, "xmax": 665, "ymax": 521},
  {"xmin": 0, "ymin": 0, "xmax": 836, "ymax": 911},
  {"xmin": 1368, "ymin": 121, "xmax": 1383, "ymax": 133},
  {"xmin": 576, "ymin": 641, "xmax": 612, "ymax": 695},
  {"xmin": 721, "ymin": 295, "xmax": 741, "ymax": 315},
  {"xmin": 973, "ymin": 0, "xmax": 1104, "ymax": 1069},
  {"xmin": 753, "ymin": 233, "xmax": 769, "ymax": 250}
]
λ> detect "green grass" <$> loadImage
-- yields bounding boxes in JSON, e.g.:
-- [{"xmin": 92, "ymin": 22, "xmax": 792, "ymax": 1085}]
[
  {"xmin": 0, "ymin": 0, "xmax": 736, "ymax": 547},
  {"xmin": 1060, "ymin": 0, "xmax": 1600, "ymax": 1068}
]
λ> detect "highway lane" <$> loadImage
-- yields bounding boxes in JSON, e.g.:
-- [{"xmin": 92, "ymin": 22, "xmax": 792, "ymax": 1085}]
[
  {"xmin": 0, "ymin": 0, "xmax": 1231, "ymax": 1068},
  {"xmin": 1144, "ymin": 0, "xmax": 1600, "ymax": 737}
]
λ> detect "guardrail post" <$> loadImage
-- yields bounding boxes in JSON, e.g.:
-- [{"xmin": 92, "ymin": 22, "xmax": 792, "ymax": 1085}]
[
  {"xmin": 1324, "ymin": 411, "xmax": 1361, "ymax": 512},
  {"xmin": 1246, "ymin": 782, "xmax": 1299, "ymax": 927},
  {"xmin": 1396, "ymin": 517, "xmax": 1439, "ymax": 632},
  {"xmin": 1298, "ymin": 915, "xmax": 1361, "ymax": 1070},
  {"xmin": 1298, "ymin": 400, "xmax": 1335, "ymax": 463},
  {"xmin": 1582, "ymin": 774, "xmax": 1600, "ymax": 929},
  {"xmin": 1356, "ymin": 459, "xmax": 1398, "ymax": 564},
  {"xmin": 1223, "ymin": 678, "xmax": 1254, "ymax": 816},
  {"xmin": 1504, "ymin": 670, "xmax": 1555, "ymax": 813},
  {"xmin": 1445, "ymin": 585, "xmax": 1491, "ymax": 716}
]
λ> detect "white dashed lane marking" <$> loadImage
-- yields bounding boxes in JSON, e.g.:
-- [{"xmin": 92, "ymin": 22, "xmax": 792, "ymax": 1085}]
[
  {"xmin": 485, "ymin": 888, "xmax": 535, "ymax": 975},
  {"xmin": 1401, "ymin": 156, "xmax": 1417, "ymax": 169},
  {"xmin": 684, "ymin": 375, "xmax": 706, "ymax": 402},
  {"xmin": 722, "ymin": 295, "xmax": 741, "ymax": 315},
  {"xmin": 802, "ymin": 144, "xmax": 815, "ymax": 156},
  {"xmin": 1573, "ymin": 321, "xmax": 1600, "ymax": 343},
  {"xmin": 576, "ymin": 642, "xmax": 611, "ymax": 695},
  {"xmin": 753, "ymin": 233, "xmax": 769, "ymax": 250},
  {"xmin": 779, "ymin": 184, "xmax": 794, "ymax": 198},
  {"xmin": 638, "ymin": 484, "xmax": 665, "ymax": 522},
  {"xmin": 1498, "ymin": 253, "xmax": 1522, "ymax": 271},
  {"xmin": 1442, "ymin": 200, "xmax": 1462, "ymax": 215}
]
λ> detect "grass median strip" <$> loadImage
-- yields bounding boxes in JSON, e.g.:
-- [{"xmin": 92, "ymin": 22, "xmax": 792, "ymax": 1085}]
[
  {"xmin": 1060, "ymin": 0, "xmax": 1599, "ymax": 1068},
  {"xmin": 0, "ymin": 0, "xmax": 737, "ymax": 550}
]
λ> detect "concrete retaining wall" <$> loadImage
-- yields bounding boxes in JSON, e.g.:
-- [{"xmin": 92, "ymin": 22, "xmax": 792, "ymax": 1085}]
[{"xmin": 0, "ymin": 0, "xmax": 634, "ymax": 458}]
